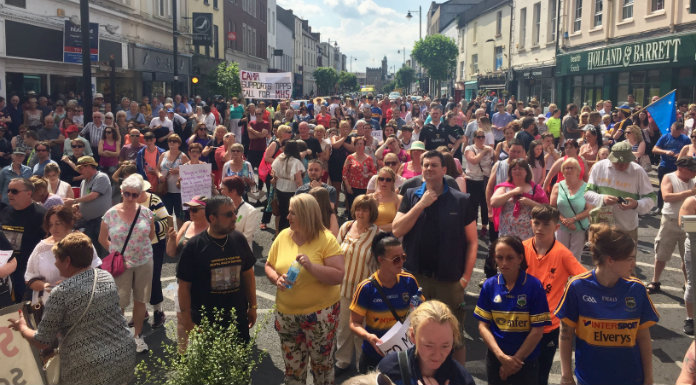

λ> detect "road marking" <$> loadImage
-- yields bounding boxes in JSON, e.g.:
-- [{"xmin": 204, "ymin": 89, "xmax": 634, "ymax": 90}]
[
  {"xmin": 636, "ymin": 261, "xmax": 683, "ymax": 273},
  {"xmin": 654, "ymin": 303, "xmax": 684, "ymax": 309},
  {"xmin": 162, "ymin": 276, "xmax": 177, "ymax": 282},
  {"xmin": 256, "ymin": 290, "xmax": 276, "ymax": 301}
]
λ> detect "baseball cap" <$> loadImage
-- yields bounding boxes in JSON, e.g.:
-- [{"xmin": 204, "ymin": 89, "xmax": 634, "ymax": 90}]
[
  {"xmin": 66, "ymin": 125, "xmax": 79, "ymax": 134},
  {"xmin": 183, "ymin": 195, "xmax": 208, "ymax": 207}
]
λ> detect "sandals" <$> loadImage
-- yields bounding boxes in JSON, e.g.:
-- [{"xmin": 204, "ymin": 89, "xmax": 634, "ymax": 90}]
[{"xmin": 646, "ymin": 282, "xmax": 661, "ymax": 294}]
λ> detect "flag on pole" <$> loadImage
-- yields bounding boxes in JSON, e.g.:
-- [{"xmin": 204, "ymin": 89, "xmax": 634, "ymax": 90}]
[{"xmin": 646, "ymin": 90, "xmax": 677, "ymax": 135}]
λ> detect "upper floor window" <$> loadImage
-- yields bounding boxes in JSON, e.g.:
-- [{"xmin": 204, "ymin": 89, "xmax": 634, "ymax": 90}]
[
  {"xmin": 573, "ymin": 0, "xmax": 582, "ymax": 32},
  {"xmin": 651, "ymin": 0, "xmax": 664, "ymax": 11},
  {"xmin": 622, "ymin": 0, "xmax": 633, "ymax": 20},
  {"xmin": 548, "ymin": 0, "xmax": 556, "ymax": 42},
  {"xmin": 496, "ymin": 11, "xmax": 502, "ymax": 36},
  {"xmin": 519, "ymin": 7, "xmax": 527, "ymax": 48},
  {"xmin": 593, "ymin": 0, "xmax": 602, "ymax": 27},
  {"xmin": 532, "ymin": 3, "xmax": 541, "ymax": 46}
]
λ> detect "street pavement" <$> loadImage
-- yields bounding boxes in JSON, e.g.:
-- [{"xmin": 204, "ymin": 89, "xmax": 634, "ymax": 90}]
[{"xmin": 132, "ymin": 187, "xmax": 691, "ymax": 385}]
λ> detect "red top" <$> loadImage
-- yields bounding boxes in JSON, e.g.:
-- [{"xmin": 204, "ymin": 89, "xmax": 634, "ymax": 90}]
[{"xmin": 342, "ymin": 154, "xmax": 376, "ymax": 189}]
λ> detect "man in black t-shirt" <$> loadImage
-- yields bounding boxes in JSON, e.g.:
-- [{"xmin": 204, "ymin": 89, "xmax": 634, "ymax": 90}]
[
  {"xmin": 296, "ymin": 121, "xmax": 322, "ymax": 160},
  {"xmin": 176, "ymin": 195, "xmax": 257, "ymax": 342},
  {"xmin": 0, "ymin": 178, "xmax": 46, "ymax": 302},
  {"xmin": 420, "ymin": 104, "xmax": 450, "ymax": 150}
]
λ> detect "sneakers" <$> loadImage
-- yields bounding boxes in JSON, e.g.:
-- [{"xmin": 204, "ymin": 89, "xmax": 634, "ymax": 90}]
[
  {"xmin": 152, "ymin": 310, "xmax": 166, "ymax": 329},
  {"xmin": 128, "ymin": 311, "xmax": 150, "ymax": 328},
  {"xmin": 684, "ymin": 319, "xmax": 694, "ymax": 336},
  {"xmin": 135, "ymin": 335, "xmax": 149, "ymax": 353}
]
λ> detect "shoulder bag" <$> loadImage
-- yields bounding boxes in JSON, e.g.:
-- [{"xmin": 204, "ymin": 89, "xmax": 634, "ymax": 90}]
[
  {"xmin": 102, "ymin": 206, "xmax": 141, "ymax": 277},
  {"xmin": 44, "ymin": 269, "xmax": 98, "ymax": 385},
  {"xmin": 559, "ymin": 183, "xmax": 586, "ymax": 231},
  {"xmin": 397, "ymin": 350, "xmax": 416, "ymax": 385},
  {"xmin": 369, "ymin": 276, "xmax": 405, "ymax": 324}
]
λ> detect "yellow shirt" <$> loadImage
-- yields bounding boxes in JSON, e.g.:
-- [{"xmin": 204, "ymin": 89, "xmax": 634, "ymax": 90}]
[{"xmin": 268, "ymin": 228, "xmax": 343, "ymax": 314}]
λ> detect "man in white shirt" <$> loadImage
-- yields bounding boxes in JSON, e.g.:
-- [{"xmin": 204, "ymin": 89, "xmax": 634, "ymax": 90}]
[{"xmin": 219, "ymin": 176, "xmax": 261, "ymax": 248}]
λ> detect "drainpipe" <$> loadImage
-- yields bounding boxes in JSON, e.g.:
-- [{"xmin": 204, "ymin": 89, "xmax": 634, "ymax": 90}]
[
  {"xmin": 670, "ymin": 0, "xmax": 676, "ymax": 33},
  {"xmin": 507, "ymin": 0, "xmax": 513, "ymax": 91},
  {"xmin": 605, "ymin": 0, "xmax": 613, "ymax": 42}
]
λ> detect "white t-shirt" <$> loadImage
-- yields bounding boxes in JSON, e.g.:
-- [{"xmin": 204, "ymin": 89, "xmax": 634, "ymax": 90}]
[
  {"xmin": 25, "ymin": 238, "xmax": 102, "ymax": 304},
  {"xmin": 149, "ymin": 117, "xmax": 173, "ymax": 132},
  {"xmin": 271, "ymin": 156, "xmax": 305, "ymax": 192}
]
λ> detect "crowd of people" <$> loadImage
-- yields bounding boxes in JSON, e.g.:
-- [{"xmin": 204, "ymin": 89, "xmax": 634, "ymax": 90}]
[{"xmin": 0, "ymin": 89, "xmax": 692, "ymax": 385}]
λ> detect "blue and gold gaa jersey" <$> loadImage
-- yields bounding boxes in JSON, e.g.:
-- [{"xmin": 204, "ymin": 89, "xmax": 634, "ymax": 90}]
[
  {"xmin": 555, "ymin": 270, "xmax": 660, "ymax": 385},
  {"xmin": 474, "ymin": 271, "xmax": 551, "ymax": 361},
  {"xmin": 350, "ymin": 271, "xmax": 421, "ymax": 361}
]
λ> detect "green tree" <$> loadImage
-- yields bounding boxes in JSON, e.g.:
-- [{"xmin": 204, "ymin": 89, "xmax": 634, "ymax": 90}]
[
  {"xmin": 412, "ymin": 34, "xmax": 457, "ymax": 96},
  {"xmin": 210, "ymin": 61, "xmax": 242, "ymax": 98},
  {"xmin": 313, "ymin": 67, "xmax": 339, "ymax": 95},
  {"xmin": 337, "ymin": 71, "xmax": 359, "ymax": 93},
  {"xmin": 395, "ymin": 66, "xmax": 416, "ymax": 92}
]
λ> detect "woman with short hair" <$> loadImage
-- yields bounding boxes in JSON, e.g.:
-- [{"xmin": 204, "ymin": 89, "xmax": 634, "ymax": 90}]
[
  {"xmin": 98, "ymin": 174, "xmax": 156, "ymax": 353},
  {"xmin": 265, "ymin": 194, "xmax": 345, "ymax": 385},
  {"xmin": 550, "ymin": 157, "xmax": 593, "ymax": 258},
  {"xmin": 44, "ymin": 162, "xmax": 74, "ymax": 199},
  {"xmin": 159, "ymin": 134, "xmax": 189, "ymax": 224},
  {"xmin": 343, "ymin": 136, "xmax": 377, "ymax": 219},
  {"xmin": 9, "ymin": 232, "xmax": 136, "ymax": 385}
]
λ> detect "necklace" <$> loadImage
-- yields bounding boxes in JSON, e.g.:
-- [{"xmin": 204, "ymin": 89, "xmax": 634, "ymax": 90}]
[{"xmin": 209, "ymin": 234, "xmax": 228, "ymax": 249}]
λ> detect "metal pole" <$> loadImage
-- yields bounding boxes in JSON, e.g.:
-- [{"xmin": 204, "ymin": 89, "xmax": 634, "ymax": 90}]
[
  {"xmin": 80, "ymin": 0, "xmax": 92, "ymax": 123},
  {"xmin": 419, "ymin": 5, "xmax": 422, "ymax": 40},
  {"xmin": 109, "ymin": 55, "xmax": 116, "ymax": 113},
  {"xmin": 172, "ymin": 0, "xmax": 178, "ymax": 97}
]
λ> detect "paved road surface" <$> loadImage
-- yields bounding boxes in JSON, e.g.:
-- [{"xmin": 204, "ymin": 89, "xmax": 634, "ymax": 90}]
[{"xmin": 131, "ymin": 194, "xmax": 690, "ymax": 385}]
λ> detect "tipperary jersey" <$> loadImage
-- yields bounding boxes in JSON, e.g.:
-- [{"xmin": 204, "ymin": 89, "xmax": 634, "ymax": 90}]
[
  {"xmin": 350, "ymin": 271, "xmax": 420, "ymax": 361},
  {"xmin": 555, "ymin": 270, "xmax": 660, "ymax": 385},
  {"xmin": 474, "ymin": 270, "xmax": 551, "ymax": 361}
]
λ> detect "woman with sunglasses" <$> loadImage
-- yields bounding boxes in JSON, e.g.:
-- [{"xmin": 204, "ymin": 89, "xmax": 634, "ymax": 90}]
[
  {"xmin": 222, "ymin": 143, "xmax": 255, "ymax": 190},
  {"xmin": 159, "ymin": 134, "xmax": 189, "ymax": 225},
  {"xmin": 99, "ymin": 174, "xmax": 156, "ymax": 353},
  {"xmin": 376, "ymin": 132, "xmax": 409, "ymax": 168},
  {"xmin": 187, "ymin": 123, "xmax": 213, "ymax": 162},
  {"xmin": 465, "ymin": 129, "xmax": 496, "ymax": 237},
  {"xmin": 98, "ymin": 123, "xmax": 121, "ymax": 175},
  {"xmin": 165, "ymin": 195, "xmax": 209, "ymax": 352},
  {"xmin": 349, "ymin": 233, "xmax": 421, "ymax": 373},
  {"xmin": 370, "ymin": 167, "xmax": 402, "ymax": 233},
  {"xmin": 679, "ymin": 127, "xmax": 696, "ymax": 158}
]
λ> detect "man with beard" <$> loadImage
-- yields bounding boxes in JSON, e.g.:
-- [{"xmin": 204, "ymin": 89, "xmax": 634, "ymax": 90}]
[{"xmin": 176, "ymin": 195, "xmax": 257, "ymax": 345}]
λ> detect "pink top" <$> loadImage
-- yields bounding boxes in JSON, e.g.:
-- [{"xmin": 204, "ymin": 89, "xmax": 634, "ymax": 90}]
[
  {"xmin": 99, "ymin": 140, "xmax": 119, "ymax": 168},
  {"xmin": 401, "ymin": 161, "xmax": 421, "ymax": 179}
]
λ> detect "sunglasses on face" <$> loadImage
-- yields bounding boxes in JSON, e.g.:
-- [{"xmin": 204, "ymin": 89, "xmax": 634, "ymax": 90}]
[
  {"xmin": 36, "ymin": 149, "xmax": 48, "ymax": 152},
  {"xmin": 7, "ymin": 188, "xmax": 27, "ymax": 195},
  {"xmin": 105, "ymin": 130, "xmax": 113, "ymax": 133},
  {"xmin": 122, "ymin": 191, "xmax": 140, "ymax": 199},
  {"xmin": 385, "ymin": 161, "xmax": 398, "ymax": 166},
  {"xmin": 378, "ymin": 177, "xmax": 393, "ymax": 182},
  {"xmin": 71, "ymin": 144, "xmax": 84, "ymax": 148},
  {"xmin": 189, "ymin": 206, "xmax": 203, "ymax": 213},
  {"xmin": 381, "ymin": 253, "xmax": 406, "ymax": 265}
]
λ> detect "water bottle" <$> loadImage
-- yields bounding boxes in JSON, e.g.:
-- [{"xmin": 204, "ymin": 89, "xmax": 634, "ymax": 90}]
[
  {"xmin": 284, "ymin": 261, "xmax": 301, "ymax": 289},
  {"xmin": 409, "ymin": 287, "xmax": 423, "ymax": 312}
]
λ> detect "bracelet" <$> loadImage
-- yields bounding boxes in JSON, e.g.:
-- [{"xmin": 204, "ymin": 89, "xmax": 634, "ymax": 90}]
[{"xmin": 249, "ymin": 304, "xmax": 257, "ymax": 309}]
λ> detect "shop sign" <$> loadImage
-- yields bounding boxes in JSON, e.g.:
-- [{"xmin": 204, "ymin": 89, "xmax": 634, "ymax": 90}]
[
  {"xmin": 132, "ymin": 47, "xmax": 190, "ymax": 75},
  {"xmin": 557, "ymin": 33, "xmax": 696, "ymax": 75},
  {"xmin": 64, "ymin": 20, "xmax": 99, "ymax": 63},
  {"xmin": 192, "ymin": 13, "xmax": 213, "ymax": 46}
]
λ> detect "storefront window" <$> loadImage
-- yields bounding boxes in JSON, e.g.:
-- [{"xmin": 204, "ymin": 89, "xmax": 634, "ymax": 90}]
[
  {"xmin": 6, "ymin": 73, "xmax": 47, "ymax": 96},
  {"xmin": 572, "ymin": 76, "xmax": 583, "ymax": 106},
  {"xmin": 677, "ymin": 68, "xmax": 695, "ymax": 102},
  {"xmin": 50, "ymin": 75, "xmax": 80, "ymax": 98}
]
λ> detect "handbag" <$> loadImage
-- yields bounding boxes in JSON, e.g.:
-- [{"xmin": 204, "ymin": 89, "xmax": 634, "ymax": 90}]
[
  {"xmin": 102, "ymin": 206, "xmax": 141, "ymax": 277},
  {"xmin": 44, "ymin": 269, "xmax": 98, "ymax": 385},
  {"xmin": 639, "ymin": 154, "xmax": 653, "ymax": 173},
  {"xmin": 559, "ymin": 183, "xmax": 586, "ymax": 231},
  {"xmin": 397, "ymin": 350, "xmax": 416, "ymax": 385}
]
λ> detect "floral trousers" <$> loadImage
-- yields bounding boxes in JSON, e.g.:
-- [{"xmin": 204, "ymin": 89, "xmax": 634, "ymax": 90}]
[{"xmin": 275, "ymin": 302, "xmax": 340, "ymax": 385}]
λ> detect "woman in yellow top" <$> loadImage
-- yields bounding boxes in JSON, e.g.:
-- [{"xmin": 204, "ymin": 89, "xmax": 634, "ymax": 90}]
[
  {"xmin": 335, "ymin": 194, "xmax": 380, "ymax": 373},
  {"xmin": 371, "ymin": 167, "xmax": 403, "ymax": 232},
  {"xmin": 265, "ymin": 194, "xmax": 345, "ymax": 385}
]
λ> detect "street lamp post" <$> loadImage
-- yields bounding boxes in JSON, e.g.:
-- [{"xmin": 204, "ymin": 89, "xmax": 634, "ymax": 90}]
[
  {"xmin": 349, "ymin": 56, "xmax": 358, "ymax": 72},
  {"xmin": 79, "ymin": 0, "xmax": 92, "ymax": 123},
  {"xmin": 406, "ymin": 6, "xmax": 422, "ymax": 40},
  {"xmin": 397, "ymin": 48, "xmax": 406, "ymax": 68}
]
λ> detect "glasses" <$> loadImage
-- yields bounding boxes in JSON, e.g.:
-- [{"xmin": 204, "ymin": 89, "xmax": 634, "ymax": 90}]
[
  {"xmin": 475, "ymin": 136, "xmax": 485, "ymax": 139},
  {"xmin": 36, "ymin": 148, "xmax": 48, "ymax": 152},
  {"xmin": 381, "ymin": 253, "xmax": 406, "ymax": 265},
  {"xmin": 230, "ymin": 149, "xmax": 242, "ymax": 153},
  {"xmin": 7, "ymin": 188, "xmax": 27, "ymax": 195},
  {"xmin": 105, "ymin": 130, "xmax": 113, "ymax": 134},
  {"xmin": 122, "ymin": 191, "xmax": 140, "ymax": 199},
  {"xmin": 378, "ymin": 177, "xmax": 393, "ymax": 182},
  {"xmin": 189, "ymin": 207, "xmax": 203, "ymax": 213},
  {"xmin": 130, "ymin": 134, "xmax": 140, "ymax": 138},
  {"xmin": 71, "ymin": 144, "xmax": 85, "ymax": 148},
  {"xmin": 385, "ymin": 161, "xmax": 398, "ymax": 166}
]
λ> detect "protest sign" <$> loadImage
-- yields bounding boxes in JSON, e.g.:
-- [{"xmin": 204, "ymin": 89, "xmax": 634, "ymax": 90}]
[
  {"xmin": 179, "ymin": 163, "xmax": 212, "ymax": 210},
  {"xmin": 375, "ymin": 318, "xmax": 413, "ymax": 355},
  {"xmin": 240, "ymin": 71, "xmax": 293, "ymax": 100},
  {"xmin": 0, "ymin": 304, "xmax": 46, "ymax": 385}
]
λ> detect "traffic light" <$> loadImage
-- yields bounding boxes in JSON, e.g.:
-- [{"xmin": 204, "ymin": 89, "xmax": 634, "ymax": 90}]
[{"xmin": 191, "ymin": 76, "xmax": 200, "ymax": 84}]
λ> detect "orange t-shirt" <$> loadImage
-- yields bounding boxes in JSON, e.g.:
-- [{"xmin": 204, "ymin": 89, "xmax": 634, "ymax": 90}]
[
  {"xmin": 524, "ymin": 237, "xmax": 587, "ymax": 333},
  {"xmin": 143, "ymin": 148, "xmax": 159, "ymax": 189}
]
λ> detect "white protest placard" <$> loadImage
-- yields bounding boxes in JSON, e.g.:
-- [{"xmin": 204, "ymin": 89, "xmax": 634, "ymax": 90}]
[
  {"xmin": 375, "ymin": 318, "xmax": 413, "ymax": 355},
  {"xmin": 371, "ymin": 130, "xmax": 383, "ymax": 143},
  {"xmin": 179, "ymin": 163, "xmax": 212, "ymax": 211},
  {"xmin": 0, "ymin": 250, "xmax": 12, "ymax": 266},
  {"xmin": 0, "ymin": 304, "xmax": 46, "ymax": 385},
  {"xmin": 240, "ymin": 70, "xmax": 293, "ymax": 100}
]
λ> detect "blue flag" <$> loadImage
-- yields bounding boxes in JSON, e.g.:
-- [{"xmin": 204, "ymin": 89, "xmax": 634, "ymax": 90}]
[{"xmin": 646, "ymin": 90, "xmax": 676, "ymax": 135}]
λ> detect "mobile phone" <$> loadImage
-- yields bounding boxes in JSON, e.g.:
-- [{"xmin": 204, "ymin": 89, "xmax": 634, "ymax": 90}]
[
  {"xmin": 617, "ymin": 196, "xmax": 627, "ymax": 204},
  {"xmin": 166, "ymin": 216, "xmax": 175, "ymax": 230}
]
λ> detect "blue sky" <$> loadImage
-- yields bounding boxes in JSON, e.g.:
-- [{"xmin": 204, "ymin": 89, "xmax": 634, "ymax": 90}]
[{"xmin": 276, "ymin": 0, "xmax": 423, "ymax": 75}]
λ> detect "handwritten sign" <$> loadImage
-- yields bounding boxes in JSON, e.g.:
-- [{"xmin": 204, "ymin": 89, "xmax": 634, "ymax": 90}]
[
  {"xmin": 240, "ymin": 71, "xmax": 293, "ymax": 100},
  {"xmin": 371, "ymin": 130, "xmax": 383, "ymax": 143},
  {"xmin": 179, "ymin": 163, "xmax": 212, "ymax": 211},
  {"xmin": 375, "ymin": 318, "xmax": 413, "ymax": 355},
  {"xmin": 0, "ymin": 304, "xmax": 46, "ymax": 385}
]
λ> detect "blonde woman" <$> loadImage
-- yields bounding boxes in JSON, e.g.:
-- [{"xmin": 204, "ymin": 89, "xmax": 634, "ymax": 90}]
[
  {"xmin": 625, "ymin": 125, "xmax": 646, "ymax": 160},
  {"xmin": 377, "ymin": 300, "xmax": 476, "ymax": 385},
  {"xmin": 264, "ymin": 194, "xmax": 345, "ymax": 385},
  {"xmin": 370, "ymin": 167, "xmax": 403, "ymax": 232}
]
